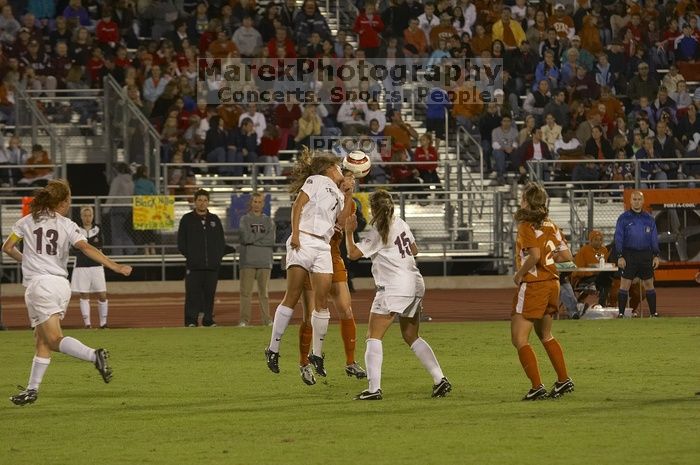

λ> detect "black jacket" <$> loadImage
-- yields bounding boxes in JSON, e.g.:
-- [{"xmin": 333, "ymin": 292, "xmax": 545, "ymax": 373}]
[{"xmin": 177, "ymin": 210, "xmax": 228, "ymax": 270}]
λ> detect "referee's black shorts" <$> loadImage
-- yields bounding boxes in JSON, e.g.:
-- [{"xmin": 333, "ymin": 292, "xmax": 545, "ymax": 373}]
[{"xmin": 621, "ymin": 249, "xmax": 655, "ymax": 280}]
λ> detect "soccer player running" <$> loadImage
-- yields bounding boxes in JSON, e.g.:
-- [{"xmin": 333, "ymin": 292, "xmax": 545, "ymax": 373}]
[
  {"xmin": 2, "ymin": 180, "xmax": 132, "ymax": 406},
  {"xmin": 613, "ymin": 191, "xmax": 660, "ymax": 318},
  {"xmin": 512, "ymin": 183, "xmax": 575, "ymax": 401},
  {"xmin": 264, "ymin": 149, "xmax": 354, "ymax": 375},
  {"xmin": 344, "ymin": 189, "xmax": 451, "ymax": 400},
  {"xmin": 298, "ymin": 169, "xmax": 366, "ymax": 386}
]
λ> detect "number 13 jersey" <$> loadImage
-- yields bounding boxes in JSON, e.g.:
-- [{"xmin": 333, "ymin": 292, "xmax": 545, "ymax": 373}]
[
  {"xmin": 515, "ymin": 220, "xmax": 566, "ymax": 283},
  {"xmin": 357, "ymin": 217, "xmax": 423, "ymax": 296},
  {"xmin": 11, "ymin": 213, "xmax": 86, "ymax": 286}
]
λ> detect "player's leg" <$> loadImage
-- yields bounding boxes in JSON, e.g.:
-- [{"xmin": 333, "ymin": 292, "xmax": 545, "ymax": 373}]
[
  {"xmin": 96, "ymin": 291, "xmax": 108, "ymax": 329},
  {"xmin": 331, "ymin": 280, "xmax": 366, "ymax": 378},
  {"xmin": 399, "ymin": 298, "xmax": 450, "ymax": 397},
  {"xmin": 239, "ymin": 268, "xmax": 256, "ymax": 326},
  {"xmin": 534, "ymin": 306, "xmax": 574, "ymax": 398},
  {"xmin": 10, "ymin": 329, "xmax": 50, "ymax": 405},
  {"xmin": 266, "ymin": 265, "xmax": 307, "ymax": 373},
  {"xmin": 356, "ymin": 311, "xmax": 394, "ymax": 399},
  {"xmin": 255, "ymin": 268, "xmax": 272, "ymax": 325},
  {"xmin": 79, "ymin": 291, "xmax": 91, "ymax": 328},
  {"xmin": 307, "ymin": 271, "xmax": 333, "ymax": 376},
  {"xmin": 298, "ymin": 281, "xmax": 315, "ymax": 385},
  {"xmin": 511, "ymin": 313, "xmax": 547, "ymax": 399},
  {"xmin": 641, "ymin": 258, "xmax": 658, "ymax": 316},
  {"xmin": 184, "ymin": 270, "xmax": 202, "ymax": 326},
  {"xmin": 201, "ymin": 270, "xmax": 218, "ymax": 326}
]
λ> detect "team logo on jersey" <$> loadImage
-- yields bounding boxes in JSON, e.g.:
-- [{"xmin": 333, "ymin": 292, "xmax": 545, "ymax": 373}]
[
  {"xmin": 645, "ymin": 226, "xmax": 651, "ymax": 233},
  {"xmin": 306, "ymin": 179, "xmax": 313, "ymax": 184}
]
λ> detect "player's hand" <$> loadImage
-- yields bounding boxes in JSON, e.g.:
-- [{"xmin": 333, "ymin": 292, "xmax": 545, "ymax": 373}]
[
  {"xmin": 341, "ymin": 176, "xmax": 355, "ymax": 194},
  {"xmin": 617, "ymin": 257, "xmax": 626, "ymax": 269},
  {"xmin": 345, "ymin": 214, "xmax": 357, "ymax": 232},
  {"xmin": 652, "ymin": 256, "xmax": 660, "ymax": 269},
  {"xmin": 117, "ymin": 265, "xmax": 132, "ymax": 276},
  {"xmin": 333, "ymin": 222, "xmax": 342, "ymax": 233},
  {"xmin": 290, "ymin": 234, "xmax": 300, "ymax": 250},
  {"xmin": 513, "ymin": 273, "xmax": 522, "ymax": 286}
]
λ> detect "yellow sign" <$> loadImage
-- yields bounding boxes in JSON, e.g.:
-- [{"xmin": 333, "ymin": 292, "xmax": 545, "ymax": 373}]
[{"xmin": 132, "ymin": 196, "xmax": 175, "ymax": 230}]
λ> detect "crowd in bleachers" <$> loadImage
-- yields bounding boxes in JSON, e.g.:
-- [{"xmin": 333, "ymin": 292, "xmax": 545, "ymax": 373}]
[{"xmin": 0, "ymin": 0, "xmax": 700, "ymax": 191}]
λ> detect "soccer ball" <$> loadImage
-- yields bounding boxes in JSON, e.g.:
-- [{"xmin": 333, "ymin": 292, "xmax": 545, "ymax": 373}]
[{"xmin": 342, "ymin": 150, "xmax": 371, "ymax": 178}]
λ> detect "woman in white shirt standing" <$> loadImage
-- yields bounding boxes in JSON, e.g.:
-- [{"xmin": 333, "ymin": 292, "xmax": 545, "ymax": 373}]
[
  {"xmin": 265, "ymin": 149, "xmax": 354, "ymax": 376},
  {"xmin": 344, "ymin": 189, "xmax": 451, "ymax": 400},
  {"xmin": 2, "ymin": 180, "xmax": 132, "ymax": 406}
]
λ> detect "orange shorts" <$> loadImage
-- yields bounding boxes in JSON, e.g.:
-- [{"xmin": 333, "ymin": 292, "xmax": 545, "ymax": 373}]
[
  {"xmin": 303, "ymin": 254, "xmax": 347, "ymax": 290},
  {"xmin": 511, "ymin": 279, "xmax": 560, "ymax": 319}
]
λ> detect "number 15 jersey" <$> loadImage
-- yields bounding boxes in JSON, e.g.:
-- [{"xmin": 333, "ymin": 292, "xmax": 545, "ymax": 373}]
[
  {"xmin": 11, "ymin": 213, "xmax": 86, "ymax": 286},
  {"xmin": 357, "ymin": 217, "xmax": 423, "ymax": 296},
  {"xmin": 515, "ymin": 220, "xmax": 567, "ymax": 283}
]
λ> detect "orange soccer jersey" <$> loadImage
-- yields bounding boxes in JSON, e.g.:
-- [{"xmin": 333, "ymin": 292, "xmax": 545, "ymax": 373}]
[{"xmin": 512, "ymin": 220, "xmax": 567, "ymax": 319}]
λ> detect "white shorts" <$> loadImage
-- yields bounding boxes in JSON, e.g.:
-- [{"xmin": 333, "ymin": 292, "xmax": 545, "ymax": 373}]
[
  {"xmin": 24, "ymin": 275, "xmax": 72, "ymax": 328},
  {"xmin": 370, "ymin": 290, "xmax": 424, "ymax": 318},
  {"xmin": 71, "ymin": 266, "xmax": 107, "ymax": 293},
  {"xmin": 285, "ymin": 233, "xmax": 333, "ymax": 274}
]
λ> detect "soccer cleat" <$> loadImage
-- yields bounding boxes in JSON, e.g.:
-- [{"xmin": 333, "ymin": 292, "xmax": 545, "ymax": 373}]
[
  {"xmin": 650, "ymin": 313, "xmax": 660, "ymax": 318},
  {"xmin": 300, "ymin": 364, "xmax": 316, "ymax": 385},
  {"xmin": 265, "ymin": 347, "xmax": 280, "ymax": 373},
  {"xmin": 354, "ymin": 389, "xmax": 383, "ymax": 400},
  {"xmin": 550, "ymin": 378, "xmax": 575, "ymax": 398},
  {"xmin": 345, "ymin": 362, "xmax": 367, "ymax": 379},
  {"xmin": 431, "ymin": 377, "xmax": 452, "ymax": 398},
  {"xmin": 308, "ymin": 352, "xmax": 327, "ymax": 377},
  {"xmin": 9, "ymin": 386, "xmax": 38, "ymax": 406},
  {"xmin": 94, "ymin": 348, "xmax": 113, "ymax": 383},
  {"xmin": 617, "ymin": 313, "xmax": 625, "ymax": 319},
  {"xmin": 522, "ymin": 384, "xmax": 548, "ymax": 401}
]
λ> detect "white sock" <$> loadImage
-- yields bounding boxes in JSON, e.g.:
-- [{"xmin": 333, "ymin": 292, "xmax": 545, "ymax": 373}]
[
  {"xmin": 365, "ymin": 338, "xmax": 383, "ymax": 393},
  {"xmin": 410, "ymin": 337, "xmax": 445, "ymax": 384},
  {"xmin": 311, "ymin": 309, "xmax": 330, "ymax": 356},
  {"xmin": 79, "ymin": 299, "xmax": 91, "ymax": 327},
  {"xmin": 98, "ymin": 300, "xmax": 109, "ymax": 327},
  {"xmin": 268, "ymin": 305, "xmax": 294, "ymax": 352},
  {"xmin": 58, "ymin": 336, "xmax": 96, "ymax": 362},
  {"xmin": 27, "ymin": 356, "xmax": 51, "ymax": 391}
]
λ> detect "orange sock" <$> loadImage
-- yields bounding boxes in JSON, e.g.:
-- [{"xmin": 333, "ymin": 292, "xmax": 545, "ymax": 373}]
[
  {"xmin": 340, "ymin": 318, "xmax": 357, "ymax": 365},
  {"xmin": 517, "ymin": 344, "xmax": 542, "ymax": 388},
  {"xmin": 542, "ymin": 338, "xmax": 569, "ymax": 382},
  {"xmin": 299, "ymin": 321, "xmax": 312, "ymax": 366}
]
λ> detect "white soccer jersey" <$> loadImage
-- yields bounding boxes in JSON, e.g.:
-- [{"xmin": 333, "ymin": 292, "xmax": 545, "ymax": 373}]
[
  {"xmin": 11, "ymin": 213, "xmax": 86, "ymax": 286},
  {"xmin": 299, "ymin": 174, "xmax": 344, "ymax": 242},
  {"xmin": 357, "ymin": 217, "xmax": 423, "ymax": 296}
]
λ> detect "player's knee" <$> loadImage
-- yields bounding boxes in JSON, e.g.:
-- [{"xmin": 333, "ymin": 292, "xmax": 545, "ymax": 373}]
[{"xmin": 401, "ymin": 329, "xmax": 418, "ymax": 345}]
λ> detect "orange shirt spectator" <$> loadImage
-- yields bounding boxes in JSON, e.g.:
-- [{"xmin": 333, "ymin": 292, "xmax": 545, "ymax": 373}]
[
  {"xmin": 404, "ymin": 20, "xmax": 428, "ymax": 55},
  {"xmin": 218, "ymin": 104, "xmax": 244, "ymax": 130},
  {"xmin": 208, "ymin": 32, "xmax": 239, "ymax": 59},
  {"xmin": 23, "ymin": 145, "xmax": 52, "ymax": 179}
]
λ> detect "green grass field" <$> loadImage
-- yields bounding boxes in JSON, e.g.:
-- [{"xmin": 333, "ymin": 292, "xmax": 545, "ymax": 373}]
[{"xmin": 1, "ymin": 319, "xmax": 699, "ymax": 465}]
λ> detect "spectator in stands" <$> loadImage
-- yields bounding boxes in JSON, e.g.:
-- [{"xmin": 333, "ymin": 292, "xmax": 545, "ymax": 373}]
[
  {"xmin": 541, "ymin": 113, "xmax": 563, "ymax": 152},
  {"xmin": 294, "ymin": 0, "xmax": 331, "ymax": 45},
  {"xmin": 142, "ymin": 65, "xmax": 171, "ymax": 116},
  {"xmin": 17, "ymin": 144, "xmax": 53, "ymax": 188},
  {"xmin": 517, "ymin": 127, "xmax": 552, "ymax": 183},
  {"xmin": 233, "ymin": 15, "xmax": 263, "ymax": 58},
  {"xmin": 526, "ymin": 9, "xmax": 548, "ymax": 54},
  {"xmin": 231, "ymin": 117, "xmax": 258, "ymax": 177},
  {"xmin": 204, "ymin": 115, "xmax": 232, "ymax": 175},
  {"xmin": 539, "ymin": 28, "xmax": 563, "ymax": 64},
  {"xmin": 562, "ymin": 35, "xmax": 594, "ymax": 71},
  {"xmin": 575, "ymin": 109, "xmax": 601, "ymax": 146},
  {"xmin": 132, "ymin": 164, "xmax": 158, "ymax": 255},
  {"xmin": 636, "ymin": 136, "xmax": 669, "ymax": 188},
  {"xmin": 491, "ymin": 7, "xmax": 525, "ymax": 51},
  {"xmin": 0, "ymin": 5, "xmax": 20, "ymax": 43},
  {"xmin": 238, "ymin": 103, "xmax": 266, "ymax": 145},
  {"xmin": 523, "ymin": 79, "xmax": 551, "ymax": 125},
  {"xmin": 390, "ymin": 144, "xmax": 421, "ymax": 191},
  {"xmin": 470, "ymin": 24, "xmax": 492, "ymax": 56},
  {"xmin": 451, "ymin": 3, "xmax": 475, "ymax": 38},
  {"xmin": 518, "ymin": 115, "xmax": 536, "ymax": 145},
  {"xmin": 259, "ymin": 126, "xmax": 281, "ymax": 178},
  {"xmin": 510, "ymin": 40, "xmax": 538, "ymax": 96},
  {"xmin": 63, "ymin": 0, "xmax": 91, "ymax": 28},
  {"xmin": 354, "ymin": 3, "xmax": 384, "ymax": 58},
  {"xmin": 627, "ymin": 62, "xmax": 659, "ymax": 107},
  {"xmin": 662, "ymin": 64, "xmax": 684, "ymax": 94},
  {"xmin": 571, "ymin": 230, "xmax": 612, "ymax": 307},
  {"xmin": 0, "ymin": 78, "xmax": 16, "ymax": 125},
  {"xmin": 426, "ymin": 84, "xmax": 451, "ymax": 144},
  {"xmin": 491, "ymin": 114, "xmax": 519, "ymax": 185},
  {"xmin": 95, "ymin": 10, "xmax": 120, "ymax": 50},
  {"xmin": 549, "ymin": 3, "xmax": 575, "ymax": 42},
  {"xmin": 674, "ymin": 23, "xmax": 700, "ymax": 62},
  {"xmin": 534, "ymin": 49, "xmax": 560, "ymax": 91},
  {"xmin": 274, "ymin": 99, "xmax": 301, "ymax": 151},
  {"xmin": 294, "ymin": 103, "xmax": 322, "ymax": 149},
  {"xmin": 384, "ymin": 108, "xmax": 418, "ymax": 153},
  {"xmin": 104, "ymin": 162, "xmax": 135, "ymax": 255},
  {"xmin": 670, "ymin": 80, "xmax": 692, "ymax": 112},
  {"xmin": 414, "ymin": 133, "xmax": 440, "ymax": 188},
  {"xmin": 417, "ymin": 2, "xmax": 440, "ymax": 42},
  {"xmin": 543, "ymin": 89, "xmax": 569, "ymax": 130},
  {"xmin": 676, "ymin": 101, "xmax": 700, "ymax": 145}
]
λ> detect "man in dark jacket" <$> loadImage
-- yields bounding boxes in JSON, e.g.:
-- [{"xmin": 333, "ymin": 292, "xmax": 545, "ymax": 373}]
[{"xmin": 178, "ymin": 189, "xmax": 232, "ymax": 327}]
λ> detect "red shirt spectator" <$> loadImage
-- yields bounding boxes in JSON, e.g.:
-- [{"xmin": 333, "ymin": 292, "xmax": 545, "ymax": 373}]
[
  {"xmin": 87, "ymin": 49, "xmax": 105, "ymax": 87},
  {"xmin": 96, "ymin": 14, "xmax": 120, "ymax": 46},
  {"xmin": 274, "ymin": 102, "xmax": 302, "ymax": 129},
  {"xmin": 267, "ymin": 28, "xmax": 297, "ymax": 58},
  {"xmin": 414, "ymin": 143, "xmax": 438, "ymax": 172},
  {"xmin": 353, "ymin": 4, "xmax": 384, "ymax": 51}
]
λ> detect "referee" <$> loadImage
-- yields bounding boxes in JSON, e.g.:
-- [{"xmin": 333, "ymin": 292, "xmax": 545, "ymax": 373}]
[{"xmin": 614, "ymin": 191, "xmax": 660, "ymax": 318}]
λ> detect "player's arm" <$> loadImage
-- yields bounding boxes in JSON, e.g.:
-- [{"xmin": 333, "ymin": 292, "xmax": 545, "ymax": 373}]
[
  {"xmin": 290, "ymin": 191, "xmax": 309, "ymax": 249},
  {"xmin": 514, "ymin": 246, "xmax": 540, "ymax": 285},
  {"xmin": 410, "ymin": 242, "xmax": 418, "ymax": 256},
  {"xmin": 2, "ymin": 233, "xmax": 23, "ymax": 263},
  {"xmin": 344, "ymin": 214, "xmax": 363, "ymax": 260},
  {"xmin": 74, "ymin": 240, "xmax": 132, "ymax": 276},
  {"xmin": 335, "ymin": 177, "xmax": 355, "ymax": 225}
]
